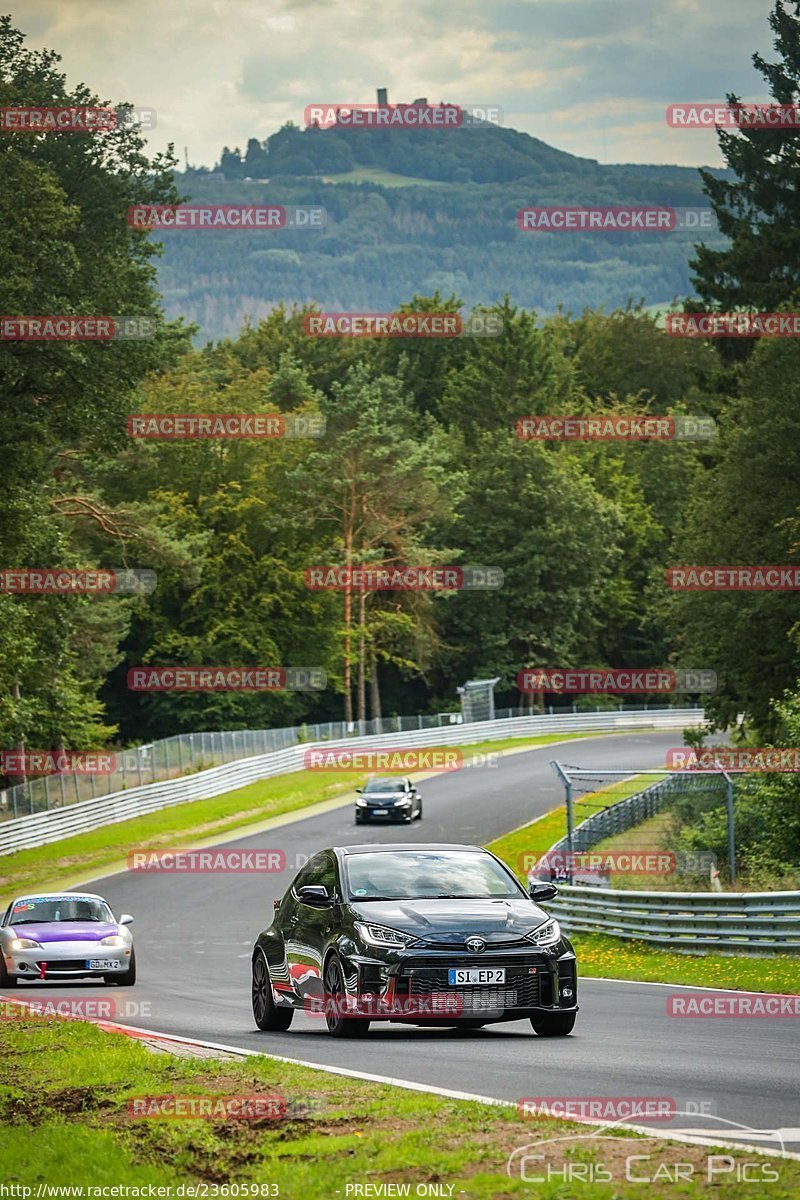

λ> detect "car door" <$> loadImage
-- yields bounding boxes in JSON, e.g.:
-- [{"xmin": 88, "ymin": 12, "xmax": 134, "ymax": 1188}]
[{"xmin": 285, "ymin": 851, "xmax": 338, "ymax": 1004}]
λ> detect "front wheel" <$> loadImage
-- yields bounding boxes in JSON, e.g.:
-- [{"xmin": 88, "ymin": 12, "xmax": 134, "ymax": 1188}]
[
  {"xmin": 531, "ymin": 1011, "xmax": 576, "ymax": 1037},
  {"xmin": 0, "ymin": 956, "xmax": 17, "ymax": 988},
  {"xmin": 324, "ymin": 955, "xmax": 370, "ymax": 1038},
  {"xmin": 109, "ymin": 950, "xmax": 136, "ymax": 987},
  {"xmin": 252, "ymin": 952, "xmax": 294, "ymax": 1031}
]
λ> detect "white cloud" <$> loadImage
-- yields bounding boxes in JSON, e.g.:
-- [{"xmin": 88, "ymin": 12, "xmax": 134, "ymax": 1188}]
[{"xmin": 11, "ymin": 0, "xmax": 777, "ymax": 167}]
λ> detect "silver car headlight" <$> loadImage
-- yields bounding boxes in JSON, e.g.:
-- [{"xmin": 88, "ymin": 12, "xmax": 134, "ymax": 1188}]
[
  {"xmin": 99, "ymin": 934, "xmax": 126, "ymax": 947},
  {"xmin": 356, "ymin": 797, "xmax": 367, "ymax": 806},
  {"xmin": 354, "ymin": 922, "xmax": 418, "ymax": 948},
  {"xmin": 9, "ymin": 937, "xmax": 41, "ymax": 951},
  {"xmin": 525, "ymin": 919, "xmax": 561, "ymax": 947}
]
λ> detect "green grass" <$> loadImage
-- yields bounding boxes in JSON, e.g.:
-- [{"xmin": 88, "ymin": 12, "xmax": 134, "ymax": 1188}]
[
  {"xmin": 488, "ymin": 774, "xmax": 649, "ymax": 882},
  {"xmin": 320, "ymin": 167, "xmax": 447, "ymax": 187},
  {"xmin": 487, "ymin": 781, "xmax": 800, "ymax": 995},
  {"xmin": 2, "ymin": 1016, "xmax": 798, "ymax": 1198},
  {"xmin": 569, "ymin": 931, "xmax": 800, "ymax": 994},
  {"xmin": 0, "ymin": 731, "xmax": 598, "ymax": 900}
]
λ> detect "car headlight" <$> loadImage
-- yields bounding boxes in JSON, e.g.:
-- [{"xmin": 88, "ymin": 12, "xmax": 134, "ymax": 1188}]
[
  {"xmin": 525, "ymin": 919, "xmax": 561, "ymax": 947},
  {"xmin": 99, "ymin": 934, "xmax": 126, "ymax": 948},
  {"xmin": 393, "ymin": 796, "xmax": 411, "ymax": 806},
  {"xmin": 9, "ymin": 938, "xmax": 41, "ymax": 951},
  {"xmin": 356, "ymin": 797, "xmax": 367, "ymax": 806},
  {"xmin": 354, "ymin": 922, "xmax": 418, "ymax": 948}
]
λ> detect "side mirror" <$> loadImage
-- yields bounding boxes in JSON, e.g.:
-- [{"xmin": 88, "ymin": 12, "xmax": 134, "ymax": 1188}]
[
  {"xmin": 355, "ymin": 787, "xmax": 363, "ymax": 794},
  {"xmin": 296, "ymin": 885, "xmax": 332, "ymax": 908},
  {"xmin": 528, "ymin": 882, "xmax": 558, "ymax": 903},
  {"xmin": 119, "ymin": 914, "xmax": 134, "ymax": 925}
]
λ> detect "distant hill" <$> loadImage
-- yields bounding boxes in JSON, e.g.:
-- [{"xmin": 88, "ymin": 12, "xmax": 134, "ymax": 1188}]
[{"xmin": 159, "ymin": 114, "xmax": 728, "ymax": 341}]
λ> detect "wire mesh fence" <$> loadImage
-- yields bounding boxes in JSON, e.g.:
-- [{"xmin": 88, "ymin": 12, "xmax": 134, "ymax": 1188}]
[{"xmin": 0, "ymin": 700, "xmax": 686, "ymax": 822}]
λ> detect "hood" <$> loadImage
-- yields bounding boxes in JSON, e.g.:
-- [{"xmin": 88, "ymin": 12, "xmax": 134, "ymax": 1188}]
[
  {"xmin": 362, "ymin": 791, "xmax": 406, "ymax": 801},
  {"xmin": 349, "ymin": 897, "xmax": 547, "ymax": 943},
  {"xmin": 10, "ymin": 921, "xmax": 119, "ymax": 944}
]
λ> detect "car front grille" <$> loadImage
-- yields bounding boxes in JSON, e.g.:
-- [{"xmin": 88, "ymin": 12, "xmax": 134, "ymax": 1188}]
[
  {"xmin": 34, "ymin": 960, "xmax": 93, "ymax": 972},
  {"xmin": 404, "ymin": 960, "xmax": 541, "ymax": 1009}
]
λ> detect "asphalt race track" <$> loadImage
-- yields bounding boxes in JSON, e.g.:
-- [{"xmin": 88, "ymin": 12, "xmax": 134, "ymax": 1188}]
[{"xmin": 15, "ymin": 731, "xmax": 800, "ymax": 1151}]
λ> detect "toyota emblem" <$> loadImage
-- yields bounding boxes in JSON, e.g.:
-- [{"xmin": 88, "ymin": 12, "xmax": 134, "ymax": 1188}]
[{"xmin": 465, "ymin": 936, "xmax": 486, "ymax": 953}]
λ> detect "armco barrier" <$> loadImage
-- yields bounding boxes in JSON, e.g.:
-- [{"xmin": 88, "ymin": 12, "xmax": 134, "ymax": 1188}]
[
  {"xmin": 0, "ymin": 708, "xmax": 702, "ymax": 856},
  {"xmin": 546, "ymin": 886, "xmax": 800, "ymax": 953}
]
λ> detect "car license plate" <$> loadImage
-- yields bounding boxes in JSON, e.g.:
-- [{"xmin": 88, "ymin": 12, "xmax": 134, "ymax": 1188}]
[
  {"xmin": 448, "ymin": 967, "xmax": 506, "ymax": 985},
  {"xmin": 86, "ymin": 959, "xmax": 119, "ymax": 970}
]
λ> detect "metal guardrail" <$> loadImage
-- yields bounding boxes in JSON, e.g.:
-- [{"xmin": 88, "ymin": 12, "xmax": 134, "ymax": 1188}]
[
  {"xmin": 540, "ymin": 767, "xmax": 800, "ymax": 953},
  {"xmin": 546, "ymin": 886, "xmax": 800, "ymax": 953},
  {"xmin": 0, "ymin": 707, "xmax": 703, "ymax": 856}
]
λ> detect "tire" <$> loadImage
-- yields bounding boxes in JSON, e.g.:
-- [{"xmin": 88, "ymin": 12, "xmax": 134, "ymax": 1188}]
[
  {"xmin": 113, "ymin": 950, "xmax": 136, "ymax": 987},
  {"xmin": 416, "ymin": 802, "xmax": 423, "ymax": 820},
  {"xmin": 324, "ymin": 955, "xmax": 370, "ymax": 1039},
  {"xmin": 0, "ymin": 955, "xmax": 17, "ymax": 988},
  {"xmin": 531, "ymin": 1011, "xmax": 576, "ymax": 1037},
  {"xmin": 252, "ymin": 951, "xmax": 294, "ymax": 1031}
]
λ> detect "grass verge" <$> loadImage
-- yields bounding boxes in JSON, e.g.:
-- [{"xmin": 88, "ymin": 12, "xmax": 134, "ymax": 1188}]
[
  {"xmin": 0, "ymin": 731, "xmax": 598, "ymax": 900},
  {"xmin": 1, "ymin": 1016, "xmax": 797, "ymax": 1198},
  {"xmin": 487, "ymin": 786, "xmax": 800, "ymax": 996}
]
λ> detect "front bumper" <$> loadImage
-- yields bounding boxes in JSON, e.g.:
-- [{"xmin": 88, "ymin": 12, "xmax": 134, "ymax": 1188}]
[
  {"xmin": 5, "ymin": 941, "xmax": 131, "ymax": 980},
  {"xmin": 356, "ymin": 803, "xmax": 412, "ymax": 820},
  {"xmin": 341, "ymin": 942, "xmax": 578, "ymax": 1022}
]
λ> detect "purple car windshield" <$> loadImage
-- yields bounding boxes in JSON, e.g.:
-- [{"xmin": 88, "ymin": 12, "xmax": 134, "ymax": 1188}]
[{"xmin": 9, "ymin": 897, "xmax": 112, "ymax": 925}]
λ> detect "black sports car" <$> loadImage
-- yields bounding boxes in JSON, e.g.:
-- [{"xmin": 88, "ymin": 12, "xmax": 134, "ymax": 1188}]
[
  {"xmin": 251, "ymin": 843, "xmax": 578, "ymax": 1038},
  {"xmin": 354, "ymin": 776, "xmax": 423, "ymax": 824}
]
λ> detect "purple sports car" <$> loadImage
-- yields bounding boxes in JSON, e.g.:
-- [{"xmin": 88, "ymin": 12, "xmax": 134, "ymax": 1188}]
[{"xmin": 0, "ymin": 892, "xmax": 136, "ymax": 986}]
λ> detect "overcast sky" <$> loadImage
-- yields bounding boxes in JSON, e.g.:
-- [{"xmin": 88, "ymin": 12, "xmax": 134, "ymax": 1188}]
[{"xmin": 15, "ymin": 0, "xmax": 778, "ymax": 169}]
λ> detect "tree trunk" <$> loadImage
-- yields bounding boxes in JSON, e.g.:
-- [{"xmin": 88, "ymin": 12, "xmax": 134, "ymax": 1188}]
[
  {"xmin": 9, "ymin": 681, "xmax": 26, "ymax": 785},
  {"xmin": 343, "ymin": 491, "xmax": 354, "ymax": 725},
  {"xmin": 369, "ymin": 654, "xmax": 382, "ymax": 733},
  {"xmin": 357, "ymin": 590, "xmax": 366, "ymax": 725}
]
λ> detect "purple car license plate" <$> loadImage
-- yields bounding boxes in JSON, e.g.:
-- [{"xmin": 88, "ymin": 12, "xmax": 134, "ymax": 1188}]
[{"xmin": 86, "ymin": 958, "xmax": 119, "ymax": 970}]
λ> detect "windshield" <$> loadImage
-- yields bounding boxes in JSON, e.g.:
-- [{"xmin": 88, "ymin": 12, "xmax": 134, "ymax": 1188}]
[
  {"xmin": 363, "ymin": 777, "xmax": 406, "ymax": 793},
  {"xmin": 9, "ymin": 896, "xmax": 113, "ymax": 925},
  {"xmin": 344, "ymin": 851, "xmax": 523, "ymax": 900}
]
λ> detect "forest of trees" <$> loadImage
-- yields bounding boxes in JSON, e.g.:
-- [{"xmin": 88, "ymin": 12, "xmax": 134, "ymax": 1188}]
[
  {"xmin": 158, "ymin": 113, "xmax": 730, "ymax": 341},
  {"xmin": 4, "ymin": 0, "xmax": 800, "ymax": 886}
]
